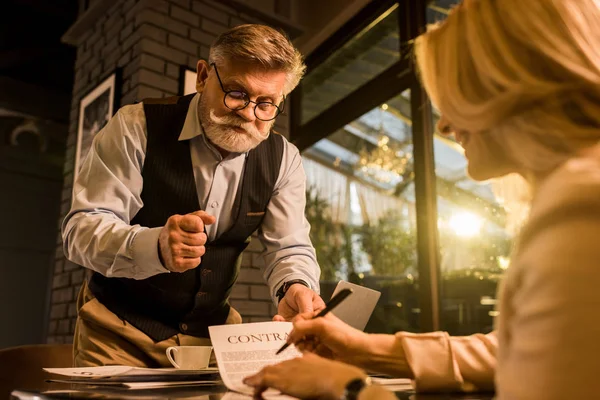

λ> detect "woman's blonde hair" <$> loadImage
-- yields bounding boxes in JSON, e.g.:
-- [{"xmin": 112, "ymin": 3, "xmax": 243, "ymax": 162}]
[
  {"xmin": 415, "ymin": 0, "xmax": 600, "ymax": 175},
  {"xmin": 209, "ymin": 24, "xmax": 306, "ymax": 95}
]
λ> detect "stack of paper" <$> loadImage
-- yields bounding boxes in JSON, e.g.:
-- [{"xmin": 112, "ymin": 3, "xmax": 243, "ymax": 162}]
[
  {"xmin": 43, "ymin": 365, "xmax": 221, "ymax": 390},
  {"xmin": 208, "ymin": 321, "xmax": 306, "ymax": 399}
]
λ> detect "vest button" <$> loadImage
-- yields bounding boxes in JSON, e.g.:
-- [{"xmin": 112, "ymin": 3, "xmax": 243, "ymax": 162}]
[
  {"xmin": 201, "ymin": 269, "xmax": 211, "ymax": 276},
  {"xmin": 197, "ymin": 291, "xmax": 207, "ymax": 297},
  {"xmin": 180, "ymin": 323, "xmax": 188, "ymax": 332}
]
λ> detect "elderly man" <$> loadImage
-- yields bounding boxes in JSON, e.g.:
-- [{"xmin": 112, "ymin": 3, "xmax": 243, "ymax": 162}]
[{"xmin": 62, "ymin": 24, "xmax": 324, "ymax": 367}]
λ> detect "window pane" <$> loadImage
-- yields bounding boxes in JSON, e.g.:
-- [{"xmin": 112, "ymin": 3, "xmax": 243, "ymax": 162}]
[
  {"xmin": 434, "ymin": 117, "xmax": 516, "ymax": 335},
  {"xmin": 302, "ymin": 90, "xmax": 419, "ymax": 334},
  {"xmin": 427, "ymin": 0, "xmax": 460, "ymax": 23},
  {"xmin": 301, "ymin": 4, "xmax": 400, "ymax": 125},
  {"xmin": 425, "ymin": 0, "xmax": 511, "ymax": 336}
]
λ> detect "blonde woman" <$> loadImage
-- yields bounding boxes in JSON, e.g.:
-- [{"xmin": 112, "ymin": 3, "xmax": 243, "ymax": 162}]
[{"xmin": 244, "ymin": 0, "xmax": 600, "ymax": 399}]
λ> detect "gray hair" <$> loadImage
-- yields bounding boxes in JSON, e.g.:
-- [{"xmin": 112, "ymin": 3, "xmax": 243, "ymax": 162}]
[{"xmin": 209, "ymin": 24, "xmax": 306, "ymax": 95}]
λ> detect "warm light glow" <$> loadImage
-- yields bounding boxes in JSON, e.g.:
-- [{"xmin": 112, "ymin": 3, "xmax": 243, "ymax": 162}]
[
  {"xmin": 498, "ymin": 256, "xmax": 510, "ymax": 270},
  {"xmin": 449, "ymin": 212, "xmax": 483, "ymax": 237},
  {"xmin": 480, "ymin": 296, "xmax": 497, "ymax": 306},
  {"xmin": 355, "ymin": 105, "xmax": 411, "ymax": 185}
]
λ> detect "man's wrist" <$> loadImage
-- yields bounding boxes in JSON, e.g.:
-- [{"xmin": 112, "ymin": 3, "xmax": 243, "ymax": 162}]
[
  {"xmin": 132, "ymin": 227, "xmax": 169, "ymax": 275},
  {"xmin": 275, "ymin": 279, "xmax": 309, "ymax": 303}
]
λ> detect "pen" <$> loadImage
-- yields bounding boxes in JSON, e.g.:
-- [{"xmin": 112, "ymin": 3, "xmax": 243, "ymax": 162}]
[{"xmin": 275, "ymin": 287, "xmax": 353, "ymax": 355}]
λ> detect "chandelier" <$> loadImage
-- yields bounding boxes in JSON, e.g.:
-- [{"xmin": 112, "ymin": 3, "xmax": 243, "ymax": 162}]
[{"xmin": 355, "ymin": 106, "xmax": 412, "ymax": 185}]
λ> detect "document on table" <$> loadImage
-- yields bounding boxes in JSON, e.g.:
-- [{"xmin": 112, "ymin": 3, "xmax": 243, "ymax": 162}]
[
  {"xmin": 46, "ymin": 379, "xmax": 217, "ymax": 389},
  {"xmin": 44, "ymin": 366, "xmax": 219, "ymax": 378},
  {"xmin": 370, "ymin": 377, "xmax": 413, "ymax": 391},
  {"xmin": 208, "ymin": 321, "xmax": 301, "ymax": 398},
  {"xmin": 43, "ymin": 366, "xmax": 221, "ymax": 389}
]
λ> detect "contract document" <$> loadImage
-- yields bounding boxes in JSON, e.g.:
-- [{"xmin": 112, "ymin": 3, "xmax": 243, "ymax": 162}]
[{"xmin": 209, "ymin": 321, "xmax": 300, "ymax": 398}]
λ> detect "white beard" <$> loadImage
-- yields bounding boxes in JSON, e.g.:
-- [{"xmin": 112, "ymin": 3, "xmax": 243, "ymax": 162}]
[{"xmin": 202, "ymin": 108, "xmax": 273, "ymax": 153}]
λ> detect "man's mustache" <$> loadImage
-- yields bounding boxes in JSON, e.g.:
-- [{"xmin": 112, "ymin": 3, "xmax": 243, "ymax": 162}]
[{"xmin": 209, "ymin": 110, "xmax": 269, "ymax": 140}]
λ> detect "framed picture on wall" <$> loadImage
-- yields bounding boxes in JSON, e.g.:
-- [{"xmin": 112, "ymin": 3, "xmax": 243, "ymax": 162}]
[
  {"xmin": 74, "ymin": 70, "xmax": 121, "ymax": 181},
  {"xmin": 180, "ymin": 66, "xmax": 197, "ymax": 96}
]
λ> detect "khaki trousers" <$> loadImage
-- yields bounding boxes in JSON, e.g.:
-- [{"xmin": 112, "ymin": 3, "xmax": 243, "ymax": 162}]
[{"xmin": 73, "ymin": 280, "xmax": 242, "ymax": 367}]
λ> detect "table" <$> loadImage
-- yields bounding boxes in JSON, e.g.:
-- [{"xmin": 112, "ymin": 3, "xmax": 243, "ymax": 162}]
[{"xmin": 10, "ymin": 385, "xmax": 495, "ymax": 400}]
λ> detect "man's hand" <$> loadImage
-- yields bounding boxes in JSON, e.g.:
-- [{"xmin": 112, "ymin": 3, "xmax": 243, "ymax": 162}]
[
  {"xmin": 158, "ymin": 210, "xmax": 216, "ymax": 273},
  {"xmin": 273, "ymin": 283, "xmax": 325, "ymax": 321}
]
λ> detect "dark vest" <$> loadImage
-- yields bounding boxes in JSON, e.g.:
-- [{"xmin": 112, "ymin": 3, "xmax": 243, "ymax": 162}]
[{"xmin": 88, "ymin": 94, "xmax": 284, "ymax": 342}]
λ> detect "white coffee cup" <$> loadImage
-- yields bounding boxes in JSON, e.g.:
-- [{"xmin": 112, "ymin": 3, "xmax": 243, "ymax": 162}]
[{"xmin": 166, "ymin": 346, "xmax": 213, "ymax": 369}]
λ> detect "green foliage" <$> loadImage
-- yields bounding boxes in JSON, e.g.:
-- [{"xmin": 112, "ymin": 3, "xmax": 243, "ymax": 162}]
[
  {"xmin": 304, "ymin": 185, "xmax": 344, "ymax": 281},
  {"xmin": 305, "ymin": 188, "xmax": 418, "ymax": 280},
  {"xmin": 359, "ymin": 209, "xmax": 416, "ymax": 277}
]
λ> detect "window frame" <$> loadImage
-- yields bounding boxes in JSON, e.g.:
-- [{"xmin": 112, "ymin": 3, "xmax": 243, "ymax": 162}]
[{"xmin": 291, "ymin": 0, "xmax": 442, "ymax": 332}]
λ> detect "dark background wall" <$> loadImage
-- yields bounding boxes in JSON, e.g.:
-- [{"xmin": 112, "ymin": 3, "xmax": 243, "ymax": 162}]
[{"xmin": 0, "ymin": 0, "xmax": 77, "ymax": 348}]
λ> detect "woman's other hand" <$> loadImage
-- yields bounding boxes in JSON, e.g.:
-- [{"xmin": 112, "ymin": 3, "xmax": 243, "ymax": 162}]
[{"xmin": 243, "ymin": 353, "xmax": 366, "ymax": 399}]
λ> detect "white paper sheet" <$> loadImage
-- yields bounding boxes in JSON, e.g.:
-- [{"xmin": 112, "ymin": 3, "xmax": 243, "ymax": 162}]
[
  {"xmin": 47, "ymin": 379, "xmax": 218, "ymax": 389},
  {"xmin": 370, "ymin": 377, "xmax": 414, "ymax": 391},
  {"xmin": 208, "ymin": 321, "xmax": 301, "ymax": 398},
  {"xmin": 221, "ymin": 392, "xmax": 294, "ymax": 400},
  {"xmin": 43, "ymin": 366, "xmax": 219, "ymax": 378},
  {"xmin": 42, "ymin": 390, "xmax": 214, "ymax": 399}
]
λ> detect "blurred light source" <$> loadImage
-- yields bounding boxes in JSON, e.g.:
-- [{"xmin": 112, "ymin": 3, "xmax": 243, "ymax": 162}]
[
  {"xmin": 449, "ymin": 212, "xmax": 483, "ymax": 237},
  {"xmin": 498, "ymin": 256, "xmax": 510, "ymax": 270},
  {"xmin": 480, "ymin": 296, "xmax": 497, "ymax": 306}
]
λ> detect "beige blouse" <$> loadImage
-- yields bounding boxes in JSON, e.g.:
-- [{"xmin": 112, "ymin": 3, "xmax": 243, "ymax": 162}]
[{"xmin": 397, "ymin": 147, "xmax": 600, "ymax": 399}]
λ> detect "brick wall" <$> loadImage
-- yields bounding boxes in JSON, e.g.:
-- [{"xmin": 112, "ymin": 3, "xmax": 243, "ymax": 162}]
[{"xmin": 47, "ymin": 0, "xmax": 292, "ymax": 344}]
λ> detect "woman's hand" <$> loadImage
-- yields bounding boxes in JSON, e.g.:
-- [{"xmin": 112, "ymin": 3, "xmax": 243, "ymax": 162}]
[
  {"xmin": 287, "ymin": 312, "xmax": 372, "ymax": 367},
  {"xmin": 287, "ymin": 312, "xmax": 413, "ymax": 377},
  {"xmin": 243, "ymin": 353, "xmax": 366, "ymax": 399}
]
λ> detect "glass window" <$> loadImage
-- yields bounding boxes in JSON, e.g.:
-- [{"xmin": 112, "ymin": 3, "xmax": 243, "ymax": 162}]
[
  {"xmin": 433, "ymin": 113, "xmax": 516, "ymax": 335},
  {"xmin": 302, "ymin": 90, "xmax": 419, "ymax": 334},
  {"xmin": 424, "ymin": 0, "xmax": 511, "ymax": 336},
  {"xmin": 298, "ymin": 0, "xmax": 511, "ymax": 337},
  {"xmin": 427, "ymin": 0, "xmax": 460, "ymax": 24},
  {"xmin": 301, "ymin": 4, "xmax": 400, "ymax": 125}
]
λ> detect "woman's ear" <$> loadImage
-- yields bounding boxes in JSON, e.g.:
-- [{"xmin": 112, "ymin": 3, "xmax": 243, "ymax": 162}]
[{"xmin": 195, "ymin": 60, "xmax": 210, "ymax": 93}]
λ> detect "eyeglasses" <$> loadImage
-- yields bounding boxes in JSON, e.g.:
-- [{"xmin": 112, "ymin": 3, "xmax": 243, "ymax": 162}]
[{"xmin": 211, "ymin": 63, "xmax": 284, "ymax": 122}]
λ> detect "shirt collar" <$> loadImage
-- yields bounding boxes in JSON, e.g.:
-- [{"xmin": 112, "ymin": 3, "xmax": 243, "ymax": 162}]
[
  {"xmin": 178, "ymin": 92, "xmax": 203, "ymax": 141},
  {"xmin": 178, "ymin": 92, "xmax": 248, "ymax": 160}
]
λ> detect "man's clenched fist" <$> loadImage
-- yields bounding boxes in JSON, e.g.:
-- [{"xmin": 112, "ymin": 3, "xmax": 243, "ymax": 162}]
[{"xmin": 158, "ymin": 210, "xmax": 216, "ymax": 272}]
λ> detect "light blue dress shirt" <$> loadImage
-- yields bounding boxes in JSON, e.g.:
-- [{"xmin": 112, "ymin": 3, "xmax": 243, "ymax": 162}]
[{"xmin": 62, "ymin": 93, "xmax": 320, "ymax": 304}]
